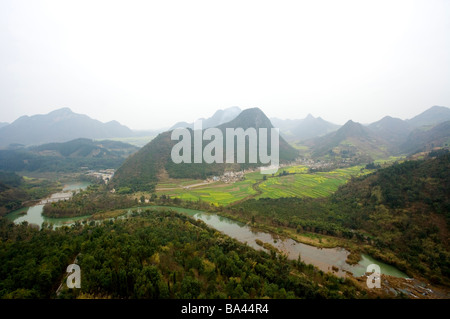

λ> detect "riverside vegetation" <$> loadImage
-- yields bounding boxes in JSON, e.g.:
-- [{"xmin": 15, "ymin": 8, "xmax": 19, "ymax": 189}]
[
  {"xmin": 0, "ymin": 171, "xmax": 59, "ymax": 217},
  {"xmin": 0, "ymin": 210, "xmax": 364, "ymax": 299}
]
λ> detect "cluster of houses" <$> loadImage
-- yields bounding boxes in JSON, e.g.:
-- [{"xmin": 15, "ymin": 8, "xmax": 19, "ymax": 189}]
[
  {"xmin": 86, "ymin": 169, "xmax": 115, "ymax": 184},
  {"xmin": 205, "ymin": 170, "xmax": 246, "ymax": 184},
  {"xmin": 296, "ymin": 158, "xmax": 334, "ymax": 170}
]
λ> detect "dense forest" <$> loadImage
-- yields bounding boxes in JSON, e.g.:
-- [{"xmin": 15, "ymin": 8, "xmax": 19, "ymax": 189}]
[
  {"xmin": 235, "ymin": 151, "xmax": 450, "ymax": 284},
  {"xmin": 0, "ymin": 210, "xmax": 365, "ymax": 299}
]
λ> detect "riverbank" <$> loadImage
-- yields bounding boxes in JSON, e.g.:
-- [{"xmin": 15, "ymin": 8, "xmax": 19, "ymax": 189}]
[
  {"xmin": 6, "ymin": 180, "xmax": 92, "ymax": 228},
  {"xmin": 151, "ymin": 205, "xmax": 448, "ymax": 299},
  {"xmin": 126, "ymin": 201, "xmax": 417, "ymax": 279},
  {"xmin": 7, "ymin": 201, "xmax": 449, "ymax": 298},
  {"xmin": 212, "ymin": 208, "xmax": 418, "ymax": 279}
]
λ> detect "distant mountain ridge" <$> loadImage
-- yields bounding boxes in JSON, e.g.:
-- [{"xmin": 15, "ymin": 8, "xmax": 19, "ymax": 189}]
[
  {"xmin": 301, "ymin": 105, "xmax": 450, "ymax": 163},
  {"xmin": 2, "ymin": 104, "xmax": 449, "ymax": 159},
  {"xmin": 306, "ymin": 120, "xmax": 390, "ymax": 161},
  {"xmin": 401, "ymin": 120, "xmax": 450, "ymax": 154},
  {"xmin": 407, "ymin": 105, "xmax": 450, "ymax": 127},
  {"xmin": 271, "ymin": 114, "xmax": 340, "ymax": 142},
  {"xmin": 0, "ymin": 108, "xmax": 134, "ymax": 149},
  {"xmin": 367, "ymin": 116, "xmax": 412, "ymax": 145},
  {"xmin": 169, "ymin": 106, "xmax": 242, "ymax": 130}
]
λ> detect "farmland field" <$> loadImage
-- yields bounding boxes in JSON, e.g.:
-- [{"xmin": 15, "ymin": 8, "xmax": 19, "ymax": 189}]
[
  {"xmin": 155, "ymin": 165, "xmax": 372, "ymax": 205},
  {"xmin": 256, "ymin": 165, "xmax": 372, "ymax": 199},
  {"xmin": 156, "ymin": 179, "xmax": 258, "ymax": 205},
  {"xmin": 156, "ymin": 178, "xmax": 205, "ymax": 189}
]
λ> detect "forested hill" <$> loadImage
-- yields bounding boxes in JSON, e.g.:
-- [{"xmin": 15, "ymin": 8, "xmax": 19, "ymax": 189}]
[
  {"xmin": 334, "ymin": 149, "xmax": 449, "ymax": 227},
  {"xmin": 111, "ymin": 108, "xmax": 298, "ymax": 192},
  {"xmin": 236, "ymin": 150, "xmax": 450, "ymax": 284},
  {"xmin": 335, "ymin": 149, "xmax": 450, "ymax": 282},
  {"xmin": 0, "ymin": 138, "xmax": 139, "ymax": 173}
]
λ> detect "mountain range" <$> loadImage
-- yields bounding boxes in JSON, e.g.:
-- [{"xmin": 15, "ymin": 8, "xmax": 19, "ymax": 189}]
[
  {"xmin": 271, "ymin": 114, "xmax": 340, "ymax": 142},
  {"xmin": 305, "ymin": 119, "xmax": 391, "ymax": 161},
  {"xmin": 300, "ymin": 105, "xmax": 450, "ymax": 163},
  {"xmin": 1, "ymin": 104, "xmax": 449, "ymax": 178},
  {"xmin": 0, "ymin": 108, "xmax": 136, "ymax": 149}
]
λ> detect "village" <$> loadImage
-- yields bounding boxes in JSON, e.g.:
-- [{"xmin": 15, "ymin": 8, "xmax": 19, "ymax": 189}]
[
  {"xmin": 204, "ymin": 170, "xmax": 246, "ymax": 184},
  {"xmin": 86, "ymin": 168, "xmax": 115, "ymax": 184},
  {"xmin": 202, "ymin": 158, "xmax": 337, "ymax": 185}
]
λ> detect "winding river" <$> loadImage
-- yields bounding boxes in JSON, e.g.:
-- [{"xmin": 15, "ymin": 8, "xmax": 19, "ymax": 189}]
[
  {"xmin": 6, "ymin": 181, "xmax": 91, "ymax": 228},
  {"xmin": 150, "ymin": 206, "xmax": 409, "ymax": 278},
  {"xmin": 7, "ymin": 191, "xmax": 408, "ymax": 279}
]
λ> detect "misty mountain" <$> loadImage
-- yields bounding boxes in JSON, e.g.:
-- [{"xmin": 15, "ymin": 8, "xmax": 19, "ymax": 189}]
[
  {"xmin": 306, "ymin": 120, "xmax": 391, "ymax": 161},
  {"xmin": 407, "ymin": 105, "xmax": 450, "ymax": 128},
  {"xmin": 271, "ymin": 114, "xmax": 340, "ymax": 142},
  {"xmin": 131, "ymin": 129, "xmax": 166, "ymax": 138},
  {"xmin": 0, "ymin": 122, "xmax": 8, "ymax": 129},
  {"xmin": 0, "ymin": 108, "xmax": 134, "ymax": 149},
  {"xmin": 169, "ymin": 106, "xmax": 242, "ymax": 130},
  {"xmin": 400, "ymin": 121, "xmax": 450, "ymax": 154},
  {"xmin": 367, "ymin": 116, "xmax": 413, "ymax": 145},
  {"xmin": 111, "ymin": 107, "xmax": 298, "ymax": 192},
  {"xmin": 365, "ymin": 105, "xmax": 450, "ymax": 151},
  {"xmin": 299, "ymin": 106, "xmax": 450, "ymax": 162},
  {"xmin": 169, "ymin": 121, "xmax": 192, "ymax": 130}
]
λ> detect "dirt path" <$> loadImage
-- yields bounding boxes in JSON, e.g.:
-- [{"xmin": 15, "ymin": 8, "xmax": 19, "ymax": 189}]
[{"xmin": 156, "ymin": 181, "xmax": 213, "ymax": 191}]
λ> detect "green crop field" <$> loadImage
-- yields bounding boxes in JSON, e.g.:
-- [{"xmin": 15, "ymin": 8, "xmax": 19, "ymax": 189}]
[
  {"xmin": 156, "ymin": 170, "xmax": 268, "ymax": 205},
  {"xmin": 281, "ymin": 165, "xmax": 309, "ymax": 174},
  {"xmin": 256, "ymin": 165, "xmax": 372, "ymax": 199},
  {"xmin": 156, "ymin": 179, "xmax": 258, "ymax": 205},
  {"xmin": 155, "ymin": 165, "xmax": 373, "ymax": 205}
]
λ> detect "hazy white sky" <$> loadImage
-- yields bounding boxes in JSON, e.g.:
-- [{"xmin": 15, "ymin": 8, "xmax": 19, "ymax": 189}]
[{"xmin": 1, "ymin": 0, "xmax": 449, "ymax": 130}]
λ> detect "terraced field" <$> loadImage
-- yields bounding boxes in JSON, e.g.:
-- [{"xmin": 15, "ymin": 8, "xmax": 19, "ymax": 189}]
[
  {"xmin": 155, "ymin": 165, "xmax": 373, "ymax": 205},
  {"xmin": 256, "ymin": 165, "xmax": 371, "ymax": 199}
]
